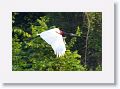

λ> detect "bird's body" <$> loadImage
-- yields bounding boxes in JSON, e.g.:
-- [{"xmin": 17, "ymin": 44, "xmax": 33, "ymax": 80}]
[{"xmin": 37, "ymin": 28, "xmax": 66, "ymax": 57}]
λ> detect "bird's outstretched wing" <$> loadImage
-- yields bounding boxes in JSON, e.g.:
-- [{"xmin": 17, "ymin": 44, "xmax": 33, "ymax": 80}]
[
  {"xmin": 51, "ymin": 36, "xmax": 66, "ymax": 57},
  {"xmin": 39, "ymin": 28, "xmax": 66, "ymax": 57}
]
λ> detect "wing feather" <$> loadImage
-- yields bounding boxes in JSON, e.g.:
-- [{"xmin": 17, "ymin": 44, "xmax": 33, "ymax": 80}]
[
  {"xmin": 51, "ymin": 37, "xmax": 66, "ymax": 57},
  {"xmin": 39, "ymin": 28, "xmax": 66, "ymax": 57}
]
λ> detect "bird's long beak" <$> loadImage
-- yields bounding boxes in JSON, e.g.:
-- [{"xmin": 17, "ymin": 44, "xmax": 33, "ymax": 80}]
[{"xmin": 63, "ymin": 32, "xmax": 79, "ymax": 37}]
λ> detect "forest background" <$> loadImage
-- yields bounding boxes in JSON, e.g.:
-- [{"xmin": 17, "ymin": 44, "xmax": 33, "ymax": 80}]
[{"xmin": 12, "ymin": 12, "xmax": 102, "ymax": 71}]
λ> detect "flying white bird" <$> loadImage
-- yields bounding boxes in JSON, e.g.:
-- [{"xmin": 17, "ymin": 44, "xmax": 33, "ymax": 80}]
[{"xmin": 37, "ymin": 28, "xmax": 78, "ymax": 57}]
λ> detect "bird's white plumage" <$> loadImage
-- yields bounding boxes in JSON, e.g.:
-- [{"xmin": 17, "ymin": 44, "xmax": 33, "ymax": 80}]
[{"xmin": 38, "ymin": 28, "xmax": 66, "ymax": 57}]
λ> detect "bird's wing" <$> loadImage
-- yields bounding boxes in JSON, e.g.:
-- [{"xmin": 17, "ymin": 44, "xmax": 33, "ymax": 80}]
[
  {"xmin": 51, "ymin": 36, "xmax": 66, "ymax": 57},
  {"xmin": 40, "ymin": 29, "xmax": 58, "ymax": 45},
  {"xmin": 40, "ymin": 29, "xmax": 66, "ymax": 57}
]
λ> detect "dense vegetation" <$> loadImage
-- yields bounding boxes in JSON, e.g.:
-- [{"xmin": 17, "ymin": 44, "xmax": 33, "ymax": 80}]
[{"xmin": 12, "ymin": 12, "xmax": 102, "ymax": 71}]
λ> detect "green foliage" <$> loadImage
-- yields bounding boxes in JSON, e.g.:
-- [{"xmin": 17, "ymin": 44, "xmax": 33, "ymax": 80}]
[
  {"xmin": 31, "ymin": 16, "xmax": 49, "ymax": 37},
  {"xmin": 12, "ymin": 15, "xmax": 85, "ymax": 71},
  {"xmin": 96, "ymin": 65, "xmax": 102, "ymax": 71},
  {"xmin": 12, "ymin": 12, "xmax": 102, "ymax": 71},
  {"xmin": 76, "ymin": 26, "xmax": 81, "ymax": 36},
  {"xmin": 27, "ymin": 50, "xmax": 85, "ymax": 71},
  {"xmin": 85, "ymin": 13, "xmax": 102, "ymax": 70}
]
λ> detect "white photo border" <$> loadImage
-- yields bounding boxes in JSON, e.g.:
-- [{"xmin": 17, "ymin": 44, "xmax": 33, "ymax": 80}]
[{"xmin": 0, "ymin": 0, "xmax": 114, "ymax": 83}]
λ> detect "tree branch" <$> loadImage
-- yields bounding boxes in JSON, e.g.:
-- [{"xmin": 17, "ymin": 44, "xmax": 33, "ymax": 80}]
[{"xmin": 84, "ymin": 13, "xmax": 91, "ymax": 66}]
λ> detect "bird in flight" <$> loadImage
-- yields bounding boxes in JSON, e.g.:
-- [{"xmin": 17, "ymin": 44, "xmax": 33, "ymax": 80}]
[{"xmin": 37, "ymin": 28, "xmax": 78, "ymax": 57}]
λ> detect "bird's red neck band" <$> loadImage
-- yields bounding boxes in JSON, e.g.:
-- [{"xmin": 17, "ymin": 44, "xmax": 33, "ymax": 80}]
[
  {"xmin": 60, "ymin": 30, "xmax": 64, "ymax": 35},
  {"xmin": 56, "ymin": 30, "xmax": 64, "ymax": 35}
]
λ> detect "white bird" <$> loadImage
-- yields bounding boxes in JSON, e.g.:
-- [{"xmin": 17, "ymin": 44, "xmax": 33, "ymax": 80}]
[
  {"xmin": 37, "ymin": 28, "xmax": 78, "ymax": 57},
  {"xmin": 37, "ymin": 28, "xmax": 66, "ymax": 57}
]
